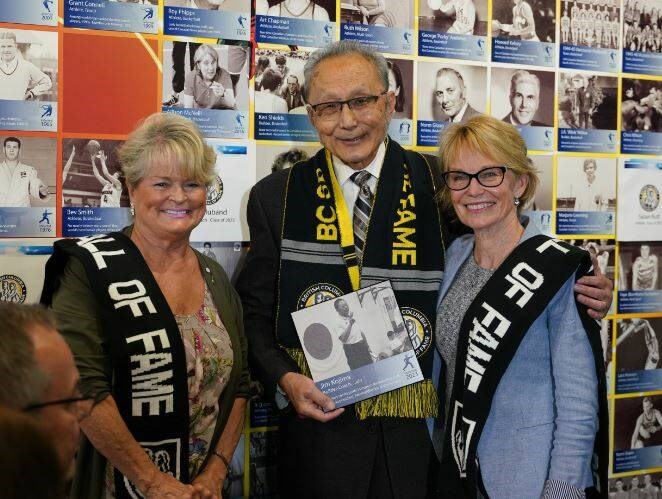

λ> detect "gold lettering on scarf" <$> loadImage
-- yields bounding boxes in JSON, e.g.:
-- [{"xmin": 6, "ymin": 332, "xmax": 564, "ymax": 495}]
[
  {"xmin": 315, "ymin": 167, "xmax": 337, "ymax": 241},
  {"xmin": 392, "ymin": 172, "xmax": 416, "ymax": 265}
]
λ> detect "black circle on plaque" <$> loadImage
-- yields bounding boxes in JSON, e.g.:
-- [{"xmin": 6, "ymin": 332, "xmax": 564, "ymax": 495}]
[{"xmin": 303, "ymin": 323, "xmax": 333, "ymax": 360}]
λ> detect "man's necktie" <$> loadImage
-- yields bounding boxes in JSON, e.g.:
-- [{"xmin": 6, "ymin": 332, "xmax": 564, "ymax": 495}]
[{"xmin": 351, "ymin": 170, "xmax": 374, "ymax": 264}]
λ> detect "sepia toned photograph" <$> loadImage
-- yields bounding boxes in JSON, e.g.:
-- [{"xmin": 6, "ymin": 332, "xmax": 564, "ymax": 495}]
[
  {"xmin": 558, "ymin": 72, "xmax": 617, "ymax": 130},
  {"xmin": 254, "ymin": 49, "xmax": 310, "ymax": 115},
  {"xmin": 617, "ymin": 317, "xmax": 662, "ymax": 372},
  {"xmin": 255, "ymin": 144, "xmax": 319, "ymax": 182},
  {"xmin": 560, "ymin": 0, "xmax": 620, "ymax": 48},
  {"xmin": 491, "ymin": 0, "xmax": 556, "ymax": 42},
  {"xmin": 614, "ymin": 395, "xmax": 662, "ymax": 451},
  {"xmin": 623, "ymin": 0, "xmax": 662, "ymax": 53},
  {"xmin": 417, "ymin": 61, "xmax": 487, "ymax": 122},
  {"xmin": 621, "ymin": 78, "xmax": 662, "ymax": 132},
  {"xmin": 556, "ymin": 156, "xmax": 617, "ymax": 213},
  {"xmin": 0, "ymin": 136, "xmax": 55, "ymax": 208},
  {"xmin": 190, "ymin": 241, "xmax": 248, "ymax": 283},
  {"xmin": 609, "ymin": 473, "xmax": 662, "ymax": 498},
  {"xmin": 61, "ymin": 139, "xmax": 129, "ymax": 208},
  {"xmin": 162, "ymin": 41, "xmax": 249, "ymax": 112},
  {"xmin": 491, "ymin": 67, "xmax": 554, "ymax": 127},
  {"xmin": 341, "ymin": 0, "xmax": 413, "ymax": 29},
  {"xmin": 0, "ymin": 28, "xmax": 57, "ymax": 103},
  {"xmin": 419, "ymin": 0, "xmax": 488, "ymax": 36},
  {"xmin": 259, "ymin": 0, "xmax": 335, "ymax": 21},
  {"xmin": 386, "ymin": 58, "xmax": 413, "ymax": 120},
  {"xmin": 618, "ymin": 241, "xmax": 661, "ymax": 291},
  {"xmin": 522, "ymin": 154, "xmax": 553, "ymax": 211}
]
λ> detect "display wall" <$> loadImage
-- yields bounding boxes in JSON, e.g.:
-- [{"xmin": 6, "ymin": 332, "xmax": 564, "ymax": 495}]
[{"xmin": 0, "ymin": 0, "xmax": 661, "ymax": 496}]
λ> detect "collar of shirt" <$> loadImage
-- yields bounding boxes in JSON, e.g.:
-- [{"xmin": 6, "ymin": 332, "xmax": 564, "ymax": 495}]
[
  {"xmin": 452, "ymin": 101, "xmax": 469, "ymax": 123},
  {"xmin": 332, "ymin": 141, "xmax": 386, "ymax": 218},
  {"xmin": 0, "ymin": 58, "xmax": 18, "ymax": 73}
]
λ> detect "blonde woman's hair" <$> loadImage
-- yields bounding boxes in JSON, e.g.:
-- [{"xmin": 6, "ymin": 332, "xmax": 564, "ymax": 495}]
[
  {"xmin": 436, "ymin": 115, "xmax": 539, "ymax": 213},
  {"xmin": 118, "ymin": 112, "xmax": 216, "ymax": 188}
]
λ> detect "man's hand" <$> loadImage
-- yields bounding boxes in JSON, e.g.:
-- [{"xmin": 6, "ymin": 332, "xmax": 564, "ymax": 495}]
[
  {"xmin": 574, "ymin": 253, "xmax": 613, "ymax": 319},
  {"xmin": 279, "ymin": 372, "xmax": 344, "ymax": 422}
]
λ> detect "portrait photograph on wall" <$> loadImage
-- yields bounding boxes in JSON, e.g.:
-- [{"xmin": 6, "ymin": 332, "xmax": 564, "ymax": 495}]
[
  {"xmin": 255, "ymin": 143, "xmax": 319, "ymax": 182},
  {"xmin": 522, "ymin": 154, "xmax": 553, "ymax": 235},
  {"xmin": 162, "ymin": 41, "xmax": 250, "ymax": 138},
  {"xmin": 60, "ymin": 138, "xmax": 131, "ymax": 237},
  {"xmin": 0, "ymin": 28, "xmax": 58, "ymax": 132},
  {"xmin": 253, "ymin": 48, "xmax": 318, "ymax": 142},
  {"xmin": 418, "ymin": 0, "xmax": 488, "ymax": 60},
  {"xmin": 622, "ymin": 0, "xmax": 662, "ymax": 75},
  {"xmin": 385, "ymin": 57, "xmax": 413, "ymax": 144},
  {"xmin": 616, "ymin": 317, "xmax": 662, "ymax": 394},
  {"xmin": 558, "ymin": 72, "xmax": 618, "ymax": 153},
  {"xmin": 620, "ymin": 77, "xmax": 662, "ymax": 155},
  {"xmin": 555, "ymin": 155, "xmax": 617, "ymax": 235},
  {"xmin": 614, "ymin": 394, "xmax": 662, "ymax": 473},
  {"xmin": 618, "ymin": 240, "xmax": 662, "ymax": 314},
  {"xmin": 490, "ymin": 67, "xmax": 555, "ymax": 150},
  {"xmin": 559, "ymin": 0, "xmax": 620, "ymax": 73},
  {"xmin": 255, "ymin": 0, "xmax": 336, "ymax": 47},
  {"xmin": 0, "ymin": 135, "xmax": 56, "ymax": 237},
  {"xmin": 340, "ymin": 0, "xmax": 414, "ymax": 56},
  {"xmin": 490, "ymin": 0, "xmax": 556, "ymax": 66},
  {"xmin": 416, "ymin": 60, "xmax": 487, "ymax": 146},
  {"xmin": 617, "ymin": 158, "xmax": 662, "ymax": 242}
]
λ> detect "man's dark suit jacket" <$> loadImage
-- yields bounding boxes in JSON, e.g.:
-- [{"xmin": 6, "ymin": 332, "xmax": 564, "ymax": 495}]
[{"xmin": 502, "ymin": 112, "xmax": 550, "ymax": 127}]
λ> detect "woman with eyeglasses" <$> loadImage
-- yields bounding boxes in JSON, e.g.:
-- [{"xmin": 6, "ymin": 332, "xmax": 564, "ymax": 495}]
[{"xmin": 432, "ymin": 115, "xmax": 607, "ymax": 498}]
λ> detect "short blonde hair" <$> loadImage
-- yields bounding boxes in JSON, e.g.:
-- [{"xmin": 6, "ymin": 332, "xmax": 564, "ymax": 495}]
[
  {"xmin": 436, "ymin": 115, "xmax": 539, "ymax": 213},
  {"xmin": 193, "ymin": 44, "xmax": 219, "ymax": 66},
  {"xmin": 118, "ymin": 112, "xmax": 216, "ymax": 188}
]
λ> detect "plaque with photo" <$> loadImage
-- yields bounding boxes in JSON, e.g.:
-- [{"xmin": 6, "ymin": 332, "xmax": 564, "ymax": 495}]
[
  {"xmin": 522, "ymin": 154, "xmax": 553, "ymax": 236},
  {"xmin": 617, "ymin": 240, "xmax": 662, "ymax": 314},
  {"xmin": 614, "ymin": 395, "xmax": 662, "ymax": 473},
  {"xmin": 621, "ymin": 78, "xmax": 662, "ymax": 155},
  {"xmin": 616, "ymin": 317, "xmax": 662, "ymax": 394},
  {"xmin": 255, "ymin": 0, "xmax": 336, "ymax": 48},
  {"xmin": 291, "ymin": 281, "xmax": 424, "ymax": 408},
  {"xmin": 617, "ymin": 158, "xmax": 662, "ymax": 242},
  {"xmin": 622, "ymin": 0, "xmax": 662, "ymax": 75},
  {"xmin": 164, "ymin": 0, "xmax": 250, "ymax": 40}
]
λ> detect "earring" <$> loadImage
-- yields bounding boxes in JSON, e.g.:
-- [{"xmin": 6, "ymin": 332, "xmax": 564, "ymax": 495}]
[
  {"xmin": 130, "ymin": 204, "xmax": 135, "ymax": 216},
  {"xmin": 514, "ymin": 197, "xmax": 520, "ymax": 206}
]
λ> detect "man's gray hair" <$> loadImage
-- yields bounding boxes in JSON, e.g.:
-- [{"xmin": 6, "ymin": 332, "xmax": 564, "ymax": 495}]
[
  {"xmin": 435, "ymin": 67, "xmax": 466, "ymax": 91},
  {"xmin": 302, "ymin": 40, "xmax": 389, "ymax": 101},
  {"xmin": 509, "ymin": 70, "xmax": 540, "ymax": 97},
  {"xmin": 0, "ymin": 303, "xmax": 54, "ymax": 410}
]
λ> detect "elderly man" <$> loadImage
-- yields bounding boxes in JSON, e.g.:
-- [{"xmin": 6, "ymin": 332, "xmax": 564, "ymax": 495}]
[
  {"xmin": 0, "ymin": 31, "xmax": 52, "ymax": 101},
  {"xmin": 236, "ymin": 40, "xmax": 612, "ymax": 498},
  {"xmin": 434, "ymin": 67, "xmax": 481, "ymax": 123},
  {"xmin": 0, "ymin": 136, "xmax": 50, "ymax": 207},
  {"xmin": 0, "ymin": 302, "xmax": 89, "ymax": 481},
  {"xmin": 502, "ymin": 70, "xmax": 550, "ymax": 127}
]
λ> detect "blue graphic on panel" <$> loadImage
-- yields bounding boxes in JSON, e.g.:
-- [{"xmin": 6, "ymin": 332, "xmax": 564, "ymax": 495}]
[
  {"xmin": 614, "ymin": 446, "xmax": 662, "ymax": 473},
  {"xmin": 523, "ymin": 210, "xmax": 554, "ymax": 236},
  {"xmin": 341, "ymin": 23, "xmax": 413, "ymax": 55},
  {"xmin": 418, "ymin": 30, "xmax": 487, "ymax": 61},
  {"xmin": 164, "ymin": 6, "xmax": 249, "ymax": 40},
  {"xmin": 516, "ymin": 125, "xmax": 553, "ymax": 151},
  {"xmin": 314, "ymin": 351, "xmax": 422, "ymax": 408},
  {"xmin": 417, "ymin": 120, "xmax": 450, "ymax": 147},
  {"xmin": 558, "ymin": 128, "xmax": 618, "ymax": 153},
  {"xmin": 64, "ymin": 0, "xmax": 157, "ymax": 34},
  {"xmin": 623, "ymin": 50, "xmax": 662, "ymax": 76},
  {"xmin": 618, "ymin": 291, "xmax": 662, "ymax": 314},
  {"xmin": 254, "ymin": 113, "xmax": 319, "ymax": 142},
  {"xmin": 0, "ymin": 100, "xmax": 57, "ymax": 132},
  {"xmin": 492, "ymin": 37, "xmax": 555, "ymax": 67},
  {"xmin": 622, "ymin": 131, "xmax": 662, "ymax": 156},
  {"xmin": 559, "ymin": 44, "xmax": 620, "ymax": 72},
  {"xmin": 617, "ymin": 370, "xmax": 662, "ymax": 394},
  {"xmin": 256, "ymin": 15, "xmax": 335, "ymax": 48},
  {"xmin": 164, "ymin": 107, "xmax": 248, "ymax": 139},
  {"xmin": 387, "ymin": 119, "xmax": 413, "ymax": 146},
  {"xmin": 0, "ymin": 1, "xmax": 57, "ymax": 25},
  {"xmin": 0, "ymin": 208, "xmax": 55, "ymax": 237},
  {"xmin": 62, "ymin": 207, "xmax": 131, "ymax": 238},
  {"xmin": 556, "ymin": 211, "xmax": 615, "ymax": 235}
]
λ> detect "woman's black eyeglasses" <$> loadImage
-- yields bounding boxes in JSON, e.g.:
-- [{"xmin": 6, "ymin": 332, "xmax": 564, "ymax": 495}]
[{"xmin": 442, "ymin": 166, "xmax": 508, "ymax": 191}]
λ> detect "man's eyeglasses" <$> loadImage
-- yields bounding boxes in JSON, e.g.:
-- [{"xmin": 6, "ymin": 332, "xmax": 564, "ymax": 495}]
[
  {"xmin": 442, "ymin": 166, "xmax": 508, "ymax": 191},
  {"xmin": 308, "ymin": 91, "xmax": 388, "ymax": 120},
  {"xmin": 24, "ymin": 395, "xmax": 95, "ymax": 422}
]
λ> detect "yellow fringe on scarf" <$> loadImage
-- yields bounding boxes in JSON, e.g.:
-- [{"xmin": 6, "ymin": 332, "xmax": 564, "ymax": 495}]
[{"xmin": 285, "ymin": 347, "xmax": 439, "ymax": 419}]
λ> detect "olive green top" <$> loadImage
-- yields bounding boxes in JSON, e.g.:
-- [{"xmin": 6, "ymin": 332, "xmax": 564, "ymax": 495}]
[{"xmin": 50, "ymin": 234, "xmax": 249, "ymax": 499}]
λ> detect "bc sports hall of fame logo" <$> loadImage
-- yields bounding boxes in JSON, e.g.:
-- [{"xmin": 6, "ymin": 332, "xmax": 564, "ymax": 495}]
[
  {"xmin": 123, "ymin": 439, "xmax": 181, "ymax": 499},
  {"xmin": 640, "ymin": 184, "xmax": 660, "ymax": 212},
  {"xmin": 0, "ymin": 274, "xmax": 27, "ymax": 303},
  {"xmin": 206, "ymin": 175, "xmax": 224, "ymax": 205}
]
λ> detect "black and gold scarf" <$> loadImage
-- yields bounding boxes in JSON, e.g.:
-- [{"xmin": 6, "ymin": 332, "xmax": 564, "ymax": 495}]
[{"xmin": 276, "ymin": 138, "xmax": 447, "ymax": 419}]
